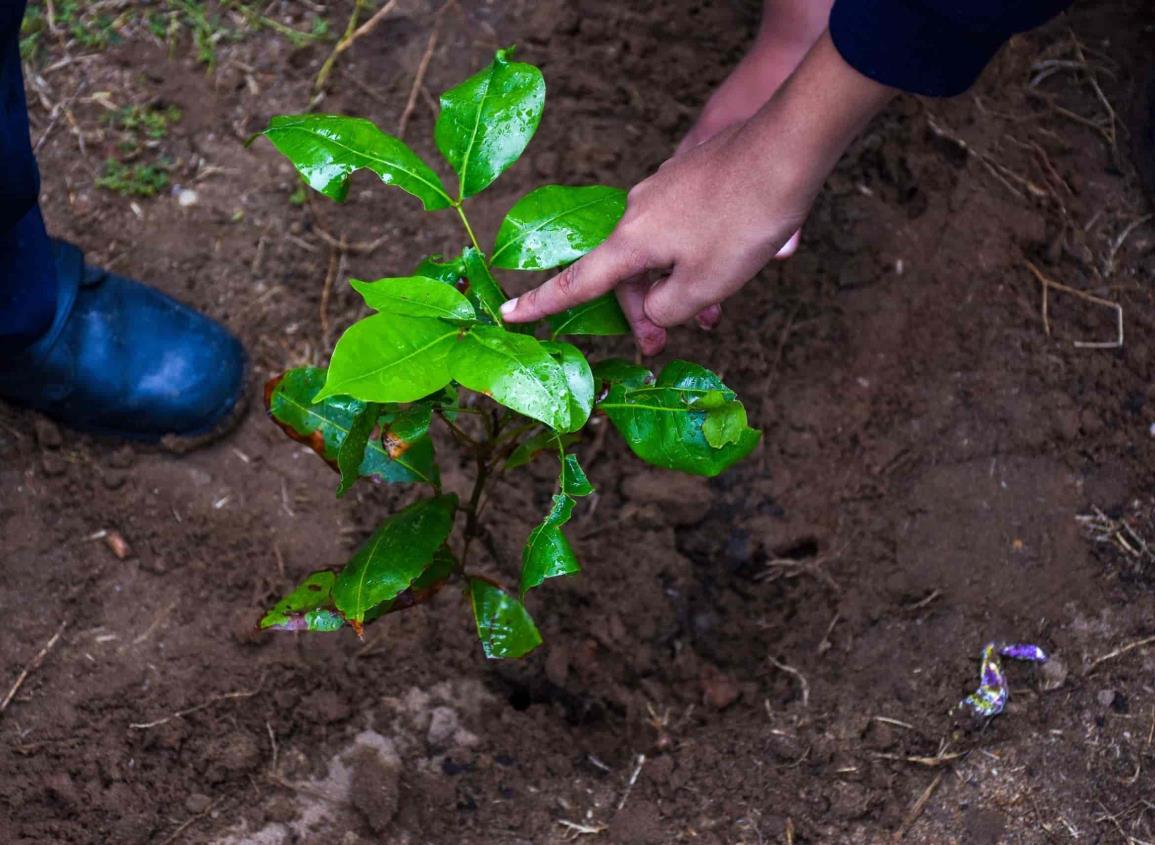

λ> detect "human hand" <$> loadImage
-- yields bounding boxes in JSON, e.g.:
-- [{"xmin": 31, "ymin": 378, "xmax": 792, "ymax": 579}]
[{"xmin": 500, "ymin": 32, "xmax": 895, "ymax": 355}]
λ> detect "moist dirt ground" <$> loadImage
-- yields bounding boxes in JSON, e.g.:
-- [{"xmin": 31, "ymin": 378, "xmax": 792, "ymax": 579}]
[{"xmin": 3, "ymin": 1, "xmax": 1155, "ymax": 842}]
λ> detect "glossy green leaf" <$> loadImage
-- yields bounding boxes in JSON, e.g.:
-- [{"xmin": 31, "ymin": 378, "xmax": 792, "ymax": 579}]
[
  {"xmin": 259, "ymin": 114, "xmax": 451, "ymax": 210},
  {"xmin": 702, "ymin": 399, "xmax": 750, "ymax": 448},
  {"xmin": 561, "ymin": 453, "xmax": 593, "ymax": 497},
  {"xmin": 469, "ymin": 578, "xmax": 543, "ymax": 658},
  {"xmin": 492, "ymin": 185, "xmax": 627, "ymax": 270},
  {"xmin": 541, "ymin": 340, "xmax": 594, "ymax": 431},
  {"xmin": 505, "ymin": 429, "xmax": 580, "ymax": 470},
  {"xmin": 599, "ymin": 360, "xmax": 760, "ymax": 477},
  {"xmin": 336, "ymin": 402, "xmax": 379, "ymax": 497},
  {"xmin": 332, "ymin": 494, "xmax": 458, "ymax": 623},
  {"xmin": 521, "ymin": 495, "xmax": 580, "ymax": 596},
  {"xmin": 315, "ymin": 314, "xmax": 459, "ymax": 404},
  {"xmin": 591, "ymin": 358, "xmax": 653, "ymax": 390},
  {"xmin": 350, "ymin": 276, "xmax": 476, "ymax": 321},
  {"xmin": 435, "ymin": 49, "xmax": 545, "ymax": 198},
  {"xmin": 363, "ymin": 544, "xmax": 458, "ymax": 621},
  {"xmin": 266, "ymin": 368, "xmax": 438, "ymax": 486},
  {"xmin": 461, "ymin": 246, "xmax": 508, "ymax": 325},
  {"xmin": 549, "ymin": 293, "xmax": 630, "ymax": 337},
  {"xmin": 414, "ymin": 254, "xmax": 465, "ymax": 285},
  {"xmin": 448, "ymin": 326, "xmax": 573, "ymax": 431},
  {"xmin": 260, "ymin": 571, "xmax": 345, "ymax": 632}
]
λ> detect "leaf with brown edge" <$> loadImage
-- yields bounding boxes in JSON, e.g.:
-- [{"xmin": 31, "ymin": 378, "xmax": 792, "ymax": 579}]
[{"xmin": 266, "ymin": 368, "xmax": 439, "ymax": 488}]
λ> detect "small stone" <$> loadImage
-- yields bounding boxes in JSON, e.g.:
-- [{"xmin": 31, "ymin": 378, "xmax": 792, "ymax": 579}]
[
  {"xmin": 176, "ymin": 188, "xmax": 199, "ymax": 207},
  {"xmin": 40, "ymin": 453, "xmax": 67, "ymax": 477},
  {"xmin": 34, "ymin": 418, "xmax": 63, "ymax": 449},
  {"xmin": 1039, "ymin": 655, "xmax": 1068, "ymax": 691},
  {"xmin": 103, "ymin": 531, "xmax": 132, "ymax": 560},
  {"xmin": 1097, "ymin": 689, "xmax": 1117, "ymax": 709},
  {"xmin": 184, "ymin": 793, "xmax": 212, "ymax": 814}
]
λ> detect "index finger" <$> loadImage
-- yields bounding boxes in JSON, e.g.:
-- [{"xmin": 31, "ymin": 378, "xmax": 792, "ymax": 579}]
[{"xmin": 500, "ymin": 235, "xmax": 648, "ymax": 323}]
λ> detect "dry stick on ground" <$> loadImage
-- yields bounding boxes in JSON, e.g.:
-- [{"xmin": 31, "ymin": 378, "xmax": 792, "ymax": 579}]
[
  {"xmin": 314, "ymin": 0, "xmax": 401, "ymax": 95},
  {"xmin": 0, "ymin": 620, "xmax": 67, "ymax": 715},
  {"xmin": 128, "ymin": 680, "xmax": 265, "ymax": 729},
  {"xmin": 925, "ymin": 114, "xmax": 1051, "ymax": 205},
  {"xmin": 1086, "ymin": 634, "xmax": 1155, "ymax": 675},
  {"xmin": 397, "ymin": 2, "xmax": 453, "ymax": 139},
  {"xmin": 893, "ymin": 770, "xmax": 946, "ymax": 842},
  {"xmin": 1023, "ymin": 260, "xmax": 1124, "ymax": 349}
]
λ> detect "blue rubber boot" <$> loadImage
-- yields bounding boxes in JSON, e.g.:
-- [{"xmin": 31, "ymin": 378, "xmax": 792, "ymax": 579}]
[{"xmin": 0, "ymin": 238, "xmax": 247, "ymax": 443}]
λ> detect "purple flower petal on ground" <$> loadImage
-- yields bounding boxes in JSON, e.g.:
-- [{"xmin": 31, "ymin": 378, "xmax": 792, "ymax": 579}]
[
  {"xmin": 1000, "ymin": 643, "xmax": 1047, "ymax": 662},
  {"xmin": 961, "ymin": 641, "xmax": 1048, "ymax": 718}
]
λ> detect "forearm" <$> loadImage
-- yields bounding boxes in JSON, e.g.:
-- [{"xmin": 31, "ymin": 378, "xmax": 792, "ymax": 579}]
[{"xmin": 734, "ymin": 31, "xmax": 896, "ymax": 218}]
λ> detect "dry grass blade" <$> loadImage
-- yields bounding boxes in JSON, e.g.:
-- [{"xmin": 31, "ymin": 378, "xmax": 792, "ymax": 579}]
[
  {"xmin": 768, "ymin": 657, "xmax": 810, "ymax": 707},
  {"xmin": 558, "ymin": 819, "xmax": 607, "ymax": 837}
]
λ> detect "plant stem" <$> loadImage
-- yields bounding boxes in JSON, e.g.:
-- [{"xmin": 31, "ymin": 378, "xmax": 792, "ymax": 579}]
[
  {"xmin": 453, "ymin": 203, "xmax": 483, "ymax": 256},
  {"xmin": 459, "ymin": 451, "xmax": 489, "ymax": 568}
]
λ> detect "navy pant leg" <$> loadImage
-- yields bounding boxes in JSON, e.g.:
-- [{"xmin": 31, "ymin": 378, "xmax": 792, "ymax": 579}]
[{"xmin": 0, "ymin": 0, "xmax": 56, "ymax": 356}]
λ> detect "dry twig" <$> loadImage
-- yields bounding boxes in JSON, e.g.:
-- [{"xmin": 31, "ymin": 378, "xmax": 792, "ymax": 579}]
[
  {"xmin": 398, "ymin": 2, "xmax": 453, "ymax": 138},
  {"xmin": 1, "ymin": 621, "xmax": 67, "ymax": 715},
  {"xmin": 314, "ymin": 0, "xmax": 401, "ymax": 94},
  {"xmin": 1023, "ymin": 260, "xmax": 1123, "ymax": 349},
  {"xmin": 129, "ymin": 680, "xmax": 265, "ymax": 729},
  {"xmin": 1086, "ymin": 634, "xmax": 1155, "ymax": 675},
  {"xmin": 893, "ymin": 771, "xmax": 946, "ymax": 841}
]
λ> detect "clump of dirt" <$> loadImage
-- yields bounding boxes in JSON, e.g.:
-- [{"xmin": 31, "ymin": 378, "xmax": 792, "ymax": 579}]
[{"xmin": 3, "ymin": 0, "xmax": 1155, "ymax": 842}]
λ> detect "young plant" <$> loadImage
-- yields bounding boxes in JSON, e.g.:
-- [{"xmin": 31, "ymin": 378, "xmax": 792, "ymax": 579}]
[{"xmin": 255, "ymin": 49, "xmax": 760, "ymax": 658}]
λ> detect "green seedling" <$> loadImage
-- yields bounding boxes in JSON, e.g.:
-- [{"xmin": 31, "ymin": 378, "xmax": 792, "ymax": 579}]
[{"xmin": 255, "ymin": 49, "xmax": 760, "ymax": 658}]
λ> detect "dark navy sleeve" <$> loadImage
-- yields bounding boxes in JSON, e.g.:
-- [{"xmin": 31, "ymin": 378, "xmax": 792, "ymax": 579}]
[{"xmin": 829, "ymin": 0, "xmax": 1074, "ymax": 97}]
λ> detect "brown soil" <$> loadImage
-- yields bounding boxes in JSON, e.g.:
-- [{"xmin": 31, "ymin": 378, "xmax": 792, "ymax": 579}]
[{"xmin": 3, "ymin": 1, "xmax": 1155, "ymax": 842}]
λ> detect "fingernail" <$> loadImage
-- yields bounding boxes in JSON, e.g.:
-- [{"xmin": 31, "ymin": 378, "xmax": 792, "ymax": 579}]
[{"xmin": 500, "ymin": 298, "xmax": 518, "ymax": 315}]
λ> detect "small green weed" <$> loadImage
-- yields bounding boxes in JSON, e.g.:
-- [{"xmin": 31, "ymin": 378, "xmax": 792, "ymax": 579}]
[
  {"xmin": 20, "ymin": 0, "xmax": 329, "ymax": 69},
  {"xmin": 96, "ymin": 159, "xmax": 172, "ymax": 198}
]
